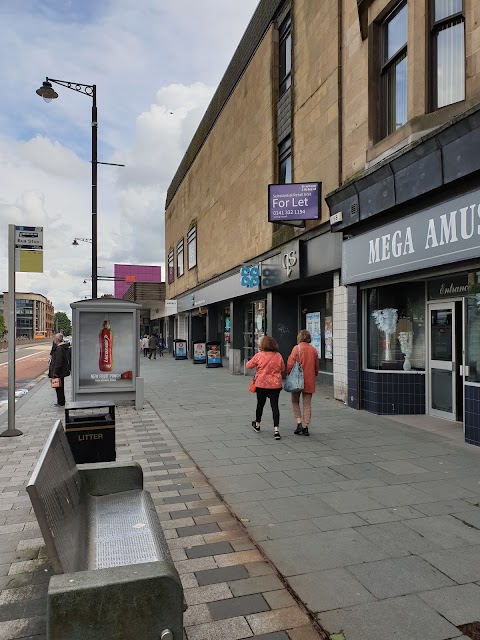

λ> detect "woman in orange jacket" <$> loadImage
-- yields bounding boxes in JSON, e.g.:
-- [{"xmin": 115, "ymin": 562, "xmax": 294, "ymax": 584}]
[
  {"xmin": 246, "ymin": 335, "xmax": 285, "ymax": 440},
  {"xmin": 286, "ymin": 330, "xmax": 319, "ymax": 436}
]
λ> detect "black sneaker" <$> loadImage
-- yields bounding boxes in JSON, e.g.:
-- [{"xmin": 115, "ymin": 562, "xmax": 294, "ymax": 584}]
[
  {"xmin": 294, "ymin": 424, "xmax": 303, "ymax": 435},
  {"xmin": 274, "ymin": 430, "xmax": 281, "ymax": 440},
  {"xmin": 302, "ymin": 427, "xmax": 309, "ymax": 436},
  {"xmin": 251, "ymin": 421, "xmax": 260, "ymax": 432}
]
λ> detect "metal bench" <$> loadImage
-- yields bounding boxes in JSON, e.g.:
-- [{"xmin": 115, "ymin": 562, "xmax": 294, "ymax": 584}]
[{"xmin": 27, "ymin": 420, "xmax": 184, "ymax": 640}]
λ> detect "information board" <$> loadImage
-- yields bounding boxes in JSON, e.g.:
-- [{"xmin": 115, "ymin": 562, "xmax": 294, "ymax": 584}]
[{"xmin": 306, "ymin": 312, "xmax": 322, "ymax": 359}]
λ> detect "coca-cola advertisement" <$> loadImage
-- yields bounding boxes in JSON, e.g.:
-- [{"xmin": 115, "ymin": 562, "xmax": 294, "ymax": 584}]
[{"xmin": 78, "ymin": 312, "xmax": 135, "ymax": 389}]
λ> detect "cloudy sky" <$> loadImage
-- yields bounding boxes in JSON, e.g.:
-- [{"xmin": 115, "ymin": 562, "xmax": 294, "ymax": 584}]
[{"xmin": 0, "ymin": 0, "xmax": 259, "ymax": 316}]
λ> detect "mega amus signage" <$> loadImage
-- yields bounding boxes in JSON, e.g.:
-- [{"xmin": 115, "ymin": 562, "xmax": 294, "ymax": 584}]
[
  {"xmin": 268, "ymin": 182, "xmax": 320, "ymax": 222},
  {"xmin": 342, "ymin": 188, "xmax": 480, "ymax": 284}
]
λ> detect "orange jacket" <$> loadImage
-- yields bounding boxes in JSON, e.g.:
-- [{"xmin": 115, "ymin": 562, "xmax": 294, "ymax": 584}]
[
  {"xmin": 246, "ymin": 351, "xmax": 285, "ymax": 389},
  {"xmin": 287, "ymin": 342, "xmax": 319, "ymax": 394}
]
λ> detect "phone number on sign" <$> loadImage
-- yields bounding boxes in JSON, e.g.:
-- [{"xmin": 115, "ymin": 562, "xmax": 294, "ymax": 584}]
[{"xmin": 271, "ymin": 209, "xmax": 306, "ymax": 216}]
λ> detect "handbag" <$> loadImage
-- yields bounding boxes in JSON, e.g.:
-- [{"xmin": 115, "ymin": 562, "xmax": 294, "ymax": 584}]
[
  {"xmin": 249, "ymin": 375, "xmax": 257, "ymax": 393},
  {"xmin": 50, "ymin": 377, "xmax": 62, "ymax": 389},
  {"xmin": 284, "ymin": 346, "xmax": 304, "ymax": 392}
]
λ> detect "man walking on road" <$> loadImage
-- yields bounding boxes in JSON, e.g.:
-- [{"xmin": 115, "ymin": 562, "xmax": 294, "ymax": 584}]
[{"xmin": 148, "ymin": 334, "xmax": 157, "ymax": 359}]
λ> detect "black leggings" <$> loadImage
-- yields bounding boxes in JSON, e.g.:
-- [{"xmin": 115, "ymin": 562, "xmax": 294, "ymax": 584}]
[{"xmin": 256, "ymin": 387, "xmax": 281, "ymax": 426}]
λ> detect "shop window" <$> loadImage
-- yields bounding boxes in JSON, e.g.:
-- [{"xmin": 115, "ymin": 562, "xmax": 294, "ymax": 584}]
[
  {"xmin": 243, "ymin": 300, "xmax": 266, "ymax": 362},
  {"xmin": 176, "ymin": 238, "xmax": 184, "ymax": 278},
  {"xmin": 279, "ymin": 14, "xmax": 292, "ymax": 96},
  {"xmin": 366, "ymin": 281, "xmax": 425, "ymax": 370},
  {"xmin": 187, "ymin": 225, "xmax": 197, "ymax": 270},
  {"xmin": 382, "ymin": 2, "xmax": 408, "ymax": 136},
  {"xmin": 430, "ymin": 0, "xmax": 465, "ymax": 109},
  {"xmin": 301, "ymin": 290, "xmax": 334, "ymax": 374},
  {"xmin": 279, "ymin": 136, "xmax": 292, "ymax": 184},
  {"xmin": 168, "ymin": 249, "xmax": 174, "ymax": 284},
  {"xmin": 223, "ymin": 306, "xmax": 231, "ymax": 358}
]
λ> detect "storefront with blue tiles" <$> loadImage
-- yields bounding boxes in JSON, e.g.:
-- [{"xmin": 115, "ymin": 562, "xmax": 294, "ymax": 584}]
[{"xmin": 326, "ymin": 104, "xmax": 480, "ymax": 446}]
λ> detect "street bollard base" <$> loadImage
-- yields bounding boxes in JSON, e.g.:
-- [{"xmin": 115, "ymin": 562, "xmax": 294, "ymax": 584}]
[{"xmin": 0, "ymin": 428, "xmax": 23, "ymax": 437}]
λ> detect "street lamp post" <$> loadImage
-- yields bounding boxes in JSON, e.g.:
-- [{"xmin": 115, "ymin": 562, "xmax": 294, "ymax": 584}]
[
  {"xmin": 36, "ymin": 78, "xmax": 98, "ymax": 298},
  {"xmin": 72, "ymin": 237, "xmax": 92, "ymax": 246}
]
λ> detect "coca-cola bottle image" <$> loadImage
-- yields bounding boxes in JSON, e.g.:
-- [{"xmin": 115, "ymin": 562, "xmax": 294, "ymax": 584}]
[{"xmin": 99, "ymin": 320, "xmax": 113, "ymax": 372}]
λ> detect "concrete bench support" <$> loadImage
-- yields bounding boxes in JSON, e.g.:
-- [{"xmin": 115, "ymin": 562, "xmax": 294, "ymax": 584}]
[{"xmin": 27, "ymin": 421, "xmax": 184, "ymax": 640}]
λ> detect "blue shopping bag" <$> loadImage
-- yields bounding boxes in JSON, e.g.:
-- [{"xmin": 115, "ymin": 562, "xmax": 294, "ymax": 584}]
[{"xmin": 284, "ymin": 346, "xmax": 304, "ymax": 393}]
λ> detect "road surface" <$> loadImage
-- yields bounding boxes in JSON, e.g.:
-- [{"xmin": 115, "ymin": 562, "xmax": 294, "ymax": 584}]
[{"xmin": 0, "ymin": 343, "xmax": 51, "ymax": 405}]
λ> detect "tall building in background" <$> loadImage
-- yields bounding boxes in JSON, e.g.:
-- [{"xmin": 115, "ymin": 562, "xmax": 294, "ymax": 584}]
[
  {"xmin": 1, "ymin": 292, "xmax": 54, "ymax": 338},
  {"xmin": 114, "ymin": 265, "xmax": 162, "ymax": 299}
]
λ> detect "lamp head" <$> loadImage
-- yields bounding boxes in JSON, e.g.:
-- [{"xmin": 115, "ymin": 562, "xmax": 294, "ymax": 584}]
[
  {"xmin": 36, "ymin": 80, "xmax": 58, "ymax": 103},
  {"xmin": 72, "ymin": 239, "xmax": 79, "ymax": 246}
]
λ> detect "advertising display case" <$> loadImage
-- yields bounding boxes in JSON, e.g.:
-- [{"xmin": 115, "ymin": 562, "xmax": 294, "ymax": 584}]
[
  {"xmin": 206, "ymin": 341, "xmax": 222, "ymax": 368},
  {"xmin": 173, "ymin": 339, "xmax": 188, "ymax": 360},
  {"xmin": 70, "ymin": 299, "xmax": 142, "ymax": 403},
  {"xmin": 193, "ymin": 341, "xmax": 206, "ymax": 364}
]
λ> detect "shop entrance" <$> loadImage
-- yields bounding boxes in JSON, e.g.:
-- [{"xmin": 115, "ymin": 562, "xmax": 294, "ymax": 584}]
[
  {"xmin": 243, "ymin": 300, "xmax": 266, "ymax": 362},
  {"xmin": 191, "ymin": 314, "xmax": 206, "ymax": 352},
  {"xmin": 428, "ymin": 300, "xmax": 464, "ymax": 421}
]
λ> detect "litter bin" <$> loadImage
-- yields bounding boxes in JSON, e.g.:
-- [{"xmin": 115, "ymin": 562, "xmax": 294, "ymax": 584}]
[
  {"xmin": 193, "ymin": 341, "xmax": 206, "ymax": 364},
  {"xmin": 206, "ymin": 341, "xmax": 222, "ymax": 368},
  {"xmin": 64, "ymin": 400, "xmax": 115, "ymax": 464},
  {"xmin": 173, "ymin": 339, "xmax": 188, "ymax": 360}
]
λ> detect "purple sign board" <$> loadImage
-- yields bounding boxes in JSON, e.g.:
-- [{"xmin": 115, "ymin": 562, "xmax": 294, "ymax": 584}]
[{"xmin": 268, "ymin": 182, "xmax": 321, "ymax": 222}]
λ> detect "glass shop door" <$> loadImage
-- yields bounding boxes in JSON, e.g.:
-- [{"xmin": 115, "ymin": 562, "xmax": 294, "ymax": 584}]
[{"xmin": 428, "ymin": 301, "xmax": 463, "ymax": 421}]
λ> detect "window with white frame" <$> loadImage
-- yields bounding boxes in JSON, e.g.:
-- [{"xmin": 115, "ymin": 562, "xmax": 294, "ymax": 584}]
[
  {"xmin": 431, "ymin": 0, "xmax": 465, "ymax": 109},
  {"xmin": 176, "ymin": 239, "xmax": 184, "ymax": 278},
  {"xmin": 279, "ymin": 136, "xmax": 292, "ymax": 184},
  {"xmin": 279, "ymin": 14, "xmax": 292, "ymax": 96},
  {"xmin": 187, "ymin": 225, "xmax": 197, "ymax": 269},
  {"xmin": 382, "ymin": 2, "xmax": 408, "ymax": 136},
  {"xmin": 168, "ymin": 249, "xmax": 174, "ymax": 284}
]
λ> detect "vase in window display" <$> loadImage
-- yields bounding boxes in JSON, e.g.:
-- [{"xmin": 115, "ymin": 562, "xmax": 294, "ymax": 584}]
[
  {"xmin": 372, "ymin": 308, "xmax": 398, "ymax": 362},
  {"xmin": 398, "ymin": 331, "xmax": 413, "ymax": 371}
]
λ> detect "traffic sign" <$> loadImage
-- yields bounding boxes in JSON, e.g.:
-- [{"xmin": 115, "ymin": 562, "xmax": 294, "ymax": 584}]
[{"xmin": 14, "ymin": 226, "xmax": 43, "ymax": 249}]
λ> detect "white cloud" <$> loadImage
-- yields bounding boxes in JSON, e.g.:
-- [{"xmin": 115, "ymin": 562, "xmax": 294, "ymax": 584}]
[{"xmin": 0, "ymin": 0, "xmax": 259, "ymax": 319}]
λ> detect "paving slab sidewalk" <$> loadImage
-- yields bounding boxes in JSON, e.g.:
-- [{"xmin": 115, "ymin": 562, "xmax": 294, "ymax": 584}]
[
  {"xmin": 0, "ymin": 370, "xmax": 323, "ymax": 640},
  {"xmin": 145, "ymin": 357, "xmax": 480, "ymax": 640},
  {"xmin": 2, "ymin": 356, "xmax": 480, "ymax": 639}
]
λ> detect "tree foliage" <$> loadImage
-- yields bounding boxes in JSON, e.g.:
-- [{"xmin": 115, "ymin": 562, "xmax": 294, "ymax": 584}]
[
  {"xmin": 0, "ymin": 314, "xmax": 6, "ymax": 337},
  {"xmin": 54, "ymin": 312, "xmax": 72, "ymax": 336}
]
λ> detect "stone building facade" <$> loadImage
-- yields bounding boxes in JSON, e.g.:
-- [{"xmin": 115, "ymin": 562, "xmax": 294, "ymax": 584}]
[
  {"xmin": 1, "ymin": 292, "xmax": 54, "ymax": 339},
  {"xmin": 165, "ymin": 0, "xmax": 480, "ymax": 415}
]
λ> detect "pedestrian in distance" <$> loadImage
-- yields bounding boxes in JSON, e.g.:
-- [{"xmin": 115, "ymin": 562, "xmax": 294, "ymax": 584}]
[
  {"xmin": 287, "ymin": 329, "xmax": 319, "ymax": 436},
  {"xmin": 142, "ymin": 335, "xmax": 149, "ymax": 357},
  {"xmin": 157, "ymin": 333, "xmax": 164, "ymax": 357},
  {"xmin": 48, "ymin": 333, "xmax": 71, "ymax": 408},
  {"xmin": 246, "ymin": 335, "xmax": 285, "ymax": 440},
  {"xmin": 148, "ymin": 334, "xmax": 158, "ymax": 359}
]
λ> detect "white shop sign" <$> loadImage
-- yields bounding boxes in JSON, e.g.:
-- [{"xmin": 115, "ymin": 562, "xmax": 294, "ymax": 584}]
[{"xmin": 342, "ymin": 187, "xmax": 480, "ymax": 284}]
